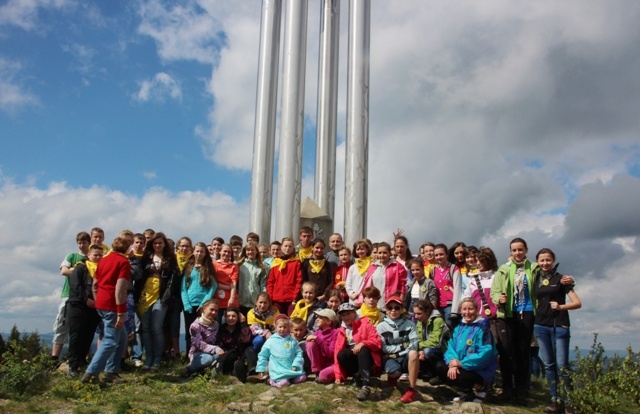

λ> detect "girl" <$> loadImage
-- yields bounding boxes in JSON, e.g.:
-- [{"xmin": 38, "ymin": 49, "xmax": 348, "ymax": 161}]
[
  {"xmin": 365, "ymin": 242, "xmax": 408, "ymax": 309},
  {"xmin": 413, "ymin": 299, "xmax": 447, "ymax": 385},
  {"xmin": 247, "ymin": 292, "xmax": 279, "ymax": 352},
  {"xmin": 305, "ymin": 309, "xmax": 339, "ymax": 384},
  {"xmin": 176, "ymin": 237, "xmax": 193, "ymax": 274},
  {"xmin": 421, "ymin": 242, "xmax": 436, "ymax": 273},
  {"xmin": 216, "ymin": 307, "xmax": 252, "ymax": 377},
  {"xmin": 266, "ymin": 238, "xmax": 302, "ymax": 315},
  {"xmin": 345, "ymin": 239, "xmax": 374, "ymax": 306},
  {"xmin": 210, "ymin": 237, "xmax": 224, "ymax": 261},
  {"xmin": 463, "ymin": 247, "xmax": 499, "ymax": 330},
  {"xmin": 301, "ymin": 238, "xmax": 333, "ymax": 302},
  {"xmin": 334, "ymin": 303, "xmax": 382, "ymax": 401},
  {"xmin": 290, "ymin": 282, "xmax": 322, "ymax": 329},
  {"xmin": 256, "ymin": 314, "xmax": 307, "ymax": 387},
  {"xmin": 333, "ymin": 246, "xmax": 352, "ymax": 303},
  {"xmin": 436, "ymin": 298, "xmax": 497, "ymax": 403},
  {"xmin": 181, "ymin": 299, "xmax": 224, "ymax": 377},
  {"xmin": 448, "ymin": 242, "xmax": 469, "ymax": 291},
  {"xmin": 534, "ymin": 248, "xmax": 581, "ymax": 413},
  {"xmin": 432, "ymin": 243, "xmax": 462, "ymax": 329},
  {"xmin": 135, "ymin": 232, "xmax": 180, "ymax": 370},
  {"xmin": 213, "ymin": 243, "xmax": 239, "ymax": 323},
  {"xmin": 237, "ymin": 241, "xmax": 267, "ymax": 315},
  {"xmin": 393, "ymin": 236, "xmax": 413, "ymax": 270},
  {"xmin": 181, "ymin": 242, "xmax": 217, "ymax": 353},
  {"xmin": 405, "ymin": 258, "xmax": 438, "ymax": 316}
]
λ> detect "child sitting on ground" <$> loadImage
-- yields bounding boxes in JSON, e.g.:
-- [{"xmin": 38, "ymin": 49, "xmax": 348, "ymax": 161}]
[
  {"xmin": 255, "ymin": 314, "xmax": 307, "ymax": 387},
  {"xmin": 305, "ymin": 309, "xmax": 339, "ymax": 384},
  {"xmin": 291, "ymin": 317, "xmax": 311, "ymax": 374},
  {"xmin": 357, "ymin": 286, "xmax": 383, "ymax": 326},
  {"xmin": 181, "ymin": 299, "xmax": 224, "ymax": 377}
]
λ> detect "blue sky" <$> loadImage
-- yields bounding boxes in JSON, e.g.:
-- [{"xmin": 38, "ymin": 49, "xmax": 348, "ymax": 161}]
[{"xmin": 1, "ymin": 0, "xmax": 640, "ymax": 351}]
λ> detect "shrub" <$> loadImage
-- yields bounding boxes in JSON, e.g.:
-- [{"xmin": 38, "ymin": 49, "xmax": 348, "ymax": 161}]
[
  {"xmin": 0, "ymin": 325, "xmax": 55, "ymax": 398},
  {"xmin": 564, "ymin": 334, "xmax": 640, "ymax": 414}
]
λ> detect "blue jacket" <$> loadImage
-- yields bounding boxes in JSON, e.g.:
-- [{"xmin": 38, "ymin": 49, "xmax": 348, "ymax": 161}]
[
  {"xmin": 181, "ymin": 267, "xmax": 217, "ymax": 313},
  {"xmin": 256, "ymin": 333, "xmax": 304, "ymax": 381},
  {"xmin": 444, "ymin": 316, "xmax": 497, "ymax": 383}
]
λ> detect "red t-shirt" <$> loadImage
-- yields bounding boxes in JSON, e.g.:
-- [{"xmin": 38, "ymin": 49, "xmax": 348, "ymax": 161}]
[{"xmin": 94, "ymin": 252, "xmax": 131, "ymax": 313}]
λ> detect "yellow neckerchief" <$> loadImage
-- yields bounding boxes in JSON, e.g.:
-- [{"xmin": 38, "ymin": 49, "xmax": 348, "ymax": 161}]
[
  {"xmin": 424, "ymin": 262, "xmax": 436, "ymax": 278},
  {"xmin": 85, "ymin": 261, "xmax": 98, "ymax": 278},
  {"xmin": 297, "ymin": 246, "xmax": 312, "ymax": 261},
  {"xmin": 177, "ymin": 252, "xmax": 191, "ymax": 273},
  {"xmin": 459, "ymin": 265, "xmax": 469, "ymax": 275},
  {"xmin": 290, "ymin": 299, "xmax": 314, "ymax": 321},
  {"xmin": 355, "ymin": 256, "xmax": 373, "ymax": 275},
  {"xmin": 309, "ymin": 258, "xmax": 326, "ymax": 274},
  {"xmin": 359, "ymin": 304, "xmax": 382, "ymax": 325},
  {"xmin": 271, "ymin": 255, "xmax": 297, "ymax": 272}
]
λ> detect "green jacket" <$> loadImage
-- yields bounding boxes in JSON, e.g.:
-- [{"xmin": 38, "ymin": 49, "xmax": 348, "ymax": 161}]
[
  {"xmin": 416, "ymin": 310, "xmax": 448, "ymax": 351},
  {"xmin": 490, "ymin": 260, "xmax": 539, "ymax": 319}
]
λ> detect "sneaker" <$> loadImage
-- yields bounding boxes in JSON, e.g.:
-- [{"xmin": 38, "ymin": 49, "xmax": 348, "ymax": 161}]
[
  {"xmin": 399, "ymin": 373, "xmax": 409, "ymax": 381},
  {"xmin": 428, "ymin": 376, "xmax": 442, "ymax": 386},
  {"xmin": 472, "ymin": 391, "xmax": 487, "ymax": 403},
  {"xmin": 150, "ymin": 364, "xmax": 160, "ymax": 371},
  {"xmin": 357, "ymin": 385, "xmax": 371, "ymax": 401},
  {"xmin": 247, "ymin": 372, "xmax": 267, "ymax": 383},
  {"xmin": 453, "ymin": 391, "xmax": 470, "ymax": 402},
  {"xmin": 68, "ymin": 369, "xmax": 79, "ymax": 378},
  {"xmin": 179, "ymin": 367, "xmax": 192, "ymax": 378},
  {"xmin": 132, "ymin": 359, "xmax": 144, "ymax": 368},
  {"xmin": 400, "ymin": 389, "xmax": 417, "ymax": 403},
  {"xmin": 103, "ymin": 372, "xmax": 126, "ymax": 384}
]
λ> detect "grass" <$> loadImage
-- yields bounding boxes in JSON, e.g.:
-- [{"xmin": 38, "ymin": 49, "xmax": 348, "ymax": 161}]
[{"xmin": 0, "ymin": 360, "xmax": 552, "ymax": 414}]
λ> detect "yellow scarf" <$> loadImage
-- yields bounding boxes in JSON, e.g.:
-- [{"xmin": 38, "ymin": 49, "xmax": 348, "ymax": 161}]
[
  {"xmin": 297, "ymin": 246, "xmax": 312, "ymax": 261},
  {"xmin": 290, "ymin": 299, "xmax": 314, "ymax": 321},
  {"xmin": 177, "ymin": 252, "xmax": 191, "ymax": 273},
  {"xmin": 359, "ymin": 304, "xmax": 382, "ymax": 325},
  {"xmin": 355, "ymin": 256, "xmax": 373, "ymax": 275},
  {"xmin": 86, "ymin": 261, "xmax": 98, "ymax": 278},
  {"xmin": 271, "ymin": 256, "xmax": 298, "ymax": 272},
  {"xmin": 309, "ymin": 259, "xmax": 326, "ymax": 274}
]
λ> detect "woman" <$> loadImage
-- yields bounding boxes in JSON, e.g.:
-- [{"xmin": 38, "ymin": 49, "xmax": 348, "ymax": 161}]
[
  {"xmin": 345, "ymin": 239, "xmax": 374, "ymax": 306},
  {"xmin": 135, "ymin": 232, "xmax": 180, "ymax": 369},
  {"xmin": 81, "ymin": 237, "xmax": 131, "ymax": 384},
  {"xmin": 534, "ymin": 248, "xmax": 581, "ymax": 413}
]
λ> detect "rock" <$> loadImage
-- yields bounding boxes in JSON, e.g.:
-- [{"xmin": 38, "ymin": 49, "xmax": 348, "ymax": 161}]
[
  {"xmin": 225, "ymin": 401, "xmax": 252, "ymax": 412},
  {"xmin": 288, "ymin": 397, "xmax": 305, "ymax": 406},
  {"xmin": 257, "ymin": 389, "xmax": 280, "ymax": 401},
  {"xmin": 449, "ymin": 402, "xmax": 487, "ymax": 414}
]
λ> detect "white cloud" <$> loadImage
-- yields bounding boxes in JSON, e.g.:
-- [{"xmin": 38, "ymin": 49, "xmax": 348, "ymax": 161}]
[
  {"xmin": 133, "ymin": 72, "xmax": 182, "ymax": 102},
  {"xmin": 0, "ymin": 0, "xmax": 75, "ymax": 31},
  {"xmin": 0, "ymin": 57, "xmax": 39, "ymax": 112}
]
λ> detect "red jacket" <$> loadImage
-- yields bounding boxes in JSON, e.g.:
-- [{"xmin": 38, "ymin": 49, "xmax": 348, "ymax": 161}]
[
  {"xmin": 94, "ymin": 252, "xmax": 131, "ymax": 313},
  {"xmin": 333, "ymin": 317, "xmax": 382, "ymax": 381},
  {"xmin": 267, "ymin": 259, "xmax": 302, "ymax": 303}
]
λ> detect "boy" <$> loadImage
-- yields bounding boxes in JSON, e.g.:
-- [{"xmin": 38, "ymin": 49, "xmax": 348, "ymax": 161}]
[
  {"xmin": 91, "ymin": 227, "xmax": 110, "ymax": 253},
  {"xmin": 246, "ymin": 232, "xmax": 260, "ymax": 244},
  {"xmin": 131, "ymin": 233, "xmax": 145, "ymax": 258},
  {"xmin": 52, "ymin": 231, "xmax": 91, "ymax": 361},
  {"xmin": 266, "ymin": 238, "xmax": 302, "ymax": 314},
  {"xmin": 377, "ymin": 295, "xmax": 420, "ymax": 403},
  {"xmin": 263, "ymin": 240, "xmax": 281, "ymax": 271},
  {"xmin": 290, "ymin": 317, "xmax": 311, "ymax": 374},
  {"xmin": 296, "ymin": 226, "xmax": 314, "ymax": 261},
  {"xmin": 230, "ymin": 235, "xmax": 244, "ymax": 260},
  {"xmin": 357, "ymin": 286, "xmax": 383, "ymax": 325}
]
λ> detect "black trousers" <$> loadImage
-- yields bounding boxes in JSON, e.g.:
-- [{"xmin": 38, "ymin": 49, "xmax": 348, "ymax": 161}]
[
  {"xmin": 67, "ymin": 302, "xmax": 100, "ymax": 371},
  {"xmin": 496, "ymin": 312, "xmax": 533, "ymax": 394},
  {"xmin": 337, "ymin": 347, "xmax": 373, "ymax": 386},
  {"xmin": 436, "ymin": 360, "xmax": 485, "ymax": 391}
]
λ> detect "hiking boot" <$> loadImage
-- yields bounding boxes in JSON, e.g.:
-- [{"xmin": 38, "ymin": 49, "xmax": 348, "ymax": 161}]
[
  {"xmin": 103, "ymin": 372, "xmax": 126, "ymax": 384},
  {"xmin": 400, "ymin": 388, "xmax": 417, "ymax": 403},
  {"xmin": 357, "ymin": 385, "xmax": 371, "ymax": 401},
  {"xmin": 80, "ymin": 372, "xmax": 103, "ymax": 386},
  {"xmin": 68, "ymin": 369, "xmax": 79, "ymax": 378}
]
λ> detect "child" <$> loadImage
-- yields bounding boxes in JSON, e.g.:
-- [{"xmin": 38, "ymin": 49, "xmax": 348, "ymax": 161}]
[
  {"xmin": 334, "ymin": 303, "xmax": 382, "ymax": 401},
  {"xmin": 431, "ymin": 243, "xmax": 462, "ymax": 329},
  {"xmin": 290, "ymin": 281, "xmax": 322, "ymax": 326},
  {"xmin": 345, "ymin": 239, "xmax": 373, "ymax": 305},
  {"xmin": 333, "ymin": 246, "xmax": 351, "ymax": 303},
  {"xmin": 213, "ymin": 243, "xmax": 239, "ymax": 322},
  {"xmin": 305, "ymin": 309, "xmax": 339, "ymax": 384},
  {"xmin": 290, "ymin": 317, "xmax": 311, "ymax": 373},
  {"xmin": 216, "ymin": 307, "xmax": 252, "ymax": 377},
  {"xmin": 301, "ymin": 238, "xmax": 333, "ymax": 302},
  {"xmin": 131, "ymin": 233, "xmax": 145, "ymax": 258},
  {"xmin": 267, "ymin": 238, "xmax": 302, "ymax": 315},
  {"xmin": 377, "ymin": 295, "xmax": 420, "ymax": 403},
  {"xmin": 176, "ymin": 237, "xmax": 193, "ymax": 273},
  {"xmin": 256, "ymin": 314, "xmax": 307, "ymax": 387},
  {"xmin": 324, "ymin": 289, "xmax": 343, "ymax": 327},
  {"xmin": 436, "ymin": 298, "xmax": 497, "ymax": 403},
  {"xmin": 296, "ymin": 226, "xmax": 314, "ymax": 261},
  {"xmin": 247, "ymin": 292, "xmax": 279, "ymax": 352},
  {"xmin": 181, "ymin": 299, "xmax": 224, "ymax": 377},
  {"xmin": 413, "ymin": 299, "xmax": 448, "ymax": 385},
  {"xmin": 237, "ymin": 241, "xmax": 267, "ymax": 316},
  {"xmin": 405, "ymin": 258, "xmax": 438, "ymax": 316},
  {"xmin": 263, "ymin": 240, "xmax": 281, "ymax": 271},
  {"xmin": 365, "ymin": 242, "xmax": 407, "ymax": 309},
  {"xmin": 357, "ymin": 286, "xmax": 383, "ymax": 326}
]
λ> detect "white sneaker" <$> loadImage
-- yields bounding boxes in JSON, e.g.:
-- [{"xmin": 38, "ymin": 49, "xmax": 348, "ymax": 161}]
[
  {"xmin": 399, "ymin": 373, "xmax": 409, "ymax": 381},
  {"xmin": 133, "ymin": 359, "xmax": 144, "ymax": 367},
  {"xmin": 453, "ymin": 392, "xmax": 469, "ymax": 402}
]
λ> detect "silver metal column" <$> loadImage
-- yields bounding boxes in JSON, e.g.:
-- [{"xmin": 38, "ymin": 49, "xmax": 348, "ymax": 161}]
[
  {"xmin": 314, "ymin": 0, "xmax": 340, "ymax": 222},
  {"xmin": 275, "ymin": 0, "xmax": 308, "ymax": 239},
  {"xmin": 250, "ymin": 0, "xmax": 282, "ymax": 243},
  {"xmin": 344, "ymin": 0, "xmax": 370, "ymax": 246}
]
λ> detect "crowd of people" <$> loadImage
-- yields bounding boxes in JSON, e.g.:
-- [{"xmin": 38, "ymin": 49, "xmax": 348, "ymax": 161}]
[{"xmin": 52, "ymin": 226, "xmax": 581, "ymax": 413}]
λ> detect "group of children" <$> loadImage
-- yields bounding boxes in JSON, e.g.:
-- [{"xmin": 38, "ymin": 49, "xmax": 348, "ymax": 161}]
[{"xmin": 53, "ymin": 227, "xmax": 581, "ymax": 412}]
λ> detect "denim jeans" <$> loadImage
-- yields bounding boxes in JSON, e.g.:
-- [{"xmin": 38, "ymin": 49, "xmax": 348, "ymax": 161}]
[
  {"xmin": 189, "ymin": 351, "xmax": 219, "ymax": 372},
  {"xmin": 141, "ymin": 300, "xmax": 168, "ymax": 366},
  {"xmin": 86, "ymin": 309, "xmax": 127, "ymax": 375},
  {"xmin": 534, "ymin": 324, "xmax": 571, "ymax": 401}
]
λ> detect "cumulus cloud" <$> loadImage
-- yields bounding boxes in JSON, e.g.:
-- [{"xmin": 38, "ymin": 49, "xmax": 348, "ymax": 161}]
[
  {"xmin": 133, "ymin": 72, "xmax": 182, "ymax": 102},
  {"xmin": 0, "ymin": 57, "xmax": 39, "ymax": 112},
  {"xmin": 0, "ymin": 0, "xmax": 75, "ymax": 31}
]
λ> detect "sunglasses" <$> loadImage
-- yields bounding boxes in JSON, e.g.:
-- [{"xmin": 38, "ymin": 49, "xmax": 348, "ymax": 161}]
[{"xmin": 386, "ymin": 305, "xmax": 402, "ymax": 311}]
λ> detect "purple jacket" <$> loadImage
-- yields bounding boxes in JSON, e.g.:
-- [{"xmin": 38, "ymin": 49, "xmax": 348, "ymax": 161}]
[{"xmin": 188, "ymin": 318, "xmax": 222, "ymax": 360}]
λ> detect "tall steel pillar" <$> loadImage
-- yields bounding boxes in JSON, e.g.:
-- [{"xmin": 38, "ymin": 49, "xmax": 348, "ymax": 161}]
[
  {"xmin": 344, "ymin": 0, "xmax": 370, "ymax": 246},
  {"xmin": 250, "ymin": 0, "xmax": 282, "ymax": 243},
  {"xmin": 314, "ymin": 0, "xmax": 340, "ymax": 222},
  {"xmin": 275, "ymin": 0, "xmax": 308, "ymax": 239}
]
